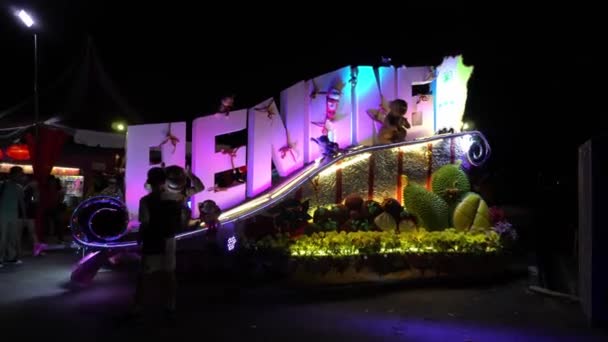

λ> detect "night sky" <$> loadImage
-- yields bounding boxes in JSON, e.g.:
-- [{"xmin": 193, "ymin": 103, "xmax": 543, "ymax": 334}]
[{"xmin": 0, "ymin": 2, "xmax": 603, "ymax": 206}]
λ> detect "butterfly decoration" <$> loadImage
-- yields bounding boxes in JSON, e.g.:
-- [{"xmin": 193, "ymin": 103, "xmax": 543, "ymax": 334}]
[
  {"xmin": 221, "ymin": 146, "xmax": 245, "ymax": 183},
  {"xmin": 278, "ymin": 144, "xmax": 296, "ymax": 162},
  {"xmin": 206, "ymin": 185, "xmax": 228, "ymax": 193},
  {"xmin": 254, "ymin": 99, "xmax": 277, "ymax": 120},
  {"xmin": 159, "ymin": 123, "xmax": 180, "ymax": 153},
  {"xmin": 416, "ymin": 95, "xmax": 430, "ymax": 104},
  {"xmin": 219, "ymin": 95, "xmax": 235, "ymax": 116}
]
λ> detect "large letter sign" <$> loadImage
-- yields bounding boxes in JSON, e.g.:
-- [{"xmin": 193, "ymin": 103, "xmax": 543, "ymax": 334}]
[
  {"xmin": 191, "ymin": 110, "xmax": 247, "ymax": 214},
  {"xmin": 247, "ymin": 98, "xmax": 302, "ymax": 197},
  {"xmin": 125, "ymin": 122, "xmax": 186, "ymax": 219},
  {"xmin": 124, "ymin": 56, "xmax": 470, "ymax": 220}
]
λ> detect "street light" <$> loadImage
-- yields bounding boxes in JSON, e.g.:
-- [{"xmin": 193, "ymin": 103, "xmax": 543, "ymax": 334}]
[
  {"xmin": 112, "ymin": 121, "xmax": 127, "ymax": 132},
  {"xmin": 17, "ymin": 10, "xmax": 34, "ymax": 27},
  {"xmin": 15, "ymin": 9, "xmax": 39, "ymax": 138}
]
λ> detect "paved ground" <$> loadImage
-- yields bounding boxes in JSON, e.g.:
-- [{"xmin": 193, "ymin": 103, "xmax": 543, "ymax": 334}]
[{"xmin": 0, "ymin": 251, "xmax": 605, "ymax": 341}]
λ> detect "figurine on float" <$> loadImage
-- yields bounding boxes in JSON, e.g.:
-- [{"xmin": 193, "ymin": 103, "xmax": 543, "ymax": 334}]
[
  {"xmin": 219, "ymin": 95, "xmax": 235, "ymax": 116},
  {"xmin": 311, "ymin": 135, "xmax": 341, "ymax": 159},
  {"xmin": 311, "ymin": 80, "xmax": 345, "ymax": 142},
  {"xmin": 199, "ymin": 200, "xmax": 221, "ymax": 235},
  {"xmin": 367, "ymin": 97, "xmax": 411, "ymax": 144}
]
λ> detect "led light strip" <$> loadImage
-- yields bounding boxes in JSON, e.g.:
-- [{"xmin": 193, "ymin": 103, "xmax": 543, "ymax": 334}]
[
  {"xmin": 319, "ymin": 153, "xmax": 371, "ymax": 177},
  {"xmin": 75, "ymin": 131, "xmax": 489, "ymax": 250}
]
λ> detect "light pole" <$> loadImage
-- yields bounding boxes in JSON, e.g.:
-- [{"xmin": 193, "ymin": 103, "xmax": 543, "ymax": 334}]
[{"xmin": 17, "ymin": 9, "xmax": 39, "ymax": 139}]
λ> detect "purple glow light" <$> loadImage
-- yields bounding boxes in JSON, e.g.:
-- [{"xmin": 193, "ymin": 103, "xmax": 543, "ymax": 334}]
[
  {"xmin": 192, "ymin": 111, "xmax": 247, "ymax": 214},
  {"xmin": 247, "ymin": 98, "xmax": 301, "ymax": 197},
  {"xmin": 87, "ymin": 207, "xmax": 120, "ymax": 241},
  {"xmin": 71, "ymin": 196, "xmax": 129, "ymax": 243},
  {"xmin": 75, "ymin": 251, "xmax": 101, "ymax": 267},
  {"xmin": 125, "ymin": 122, "xmax": 187, "ymax": 220},
  {"xmin": 227, "ymin": 236, "xmax": 237, "ymax": 251}
]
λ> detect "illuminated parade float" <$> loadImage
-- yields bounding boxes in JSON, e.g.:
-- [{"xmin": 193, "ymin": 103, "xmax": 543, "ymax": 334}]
[{"xmin": 70, "ymin": 56, "xmax": 515, "ymax": 284}]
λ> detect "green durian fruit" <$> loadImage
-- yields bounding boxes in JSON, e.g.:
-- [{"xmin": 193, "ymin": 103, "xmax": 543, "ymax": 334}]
[
  {"xmin": 403, "ymin": 183, "xmax": 450, "ymax": 231},
  {"xmin": 431, "ymin": 164, "xmax": 471, "ymax": 204},
  {"xmin": 453, "ymin": 192, "xmax": 491, "ymax": 230}
]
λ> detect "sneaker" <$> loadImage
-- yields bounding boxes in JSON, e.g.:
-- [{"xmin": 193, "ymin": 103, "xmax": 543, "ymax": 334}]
[
  {"xmin": 7, "ymin": 260, "xmax": 23, "ymax": 265},
  {"xmin": 34, "ymin": 243, "xmax": 45, "ymax": 257}
]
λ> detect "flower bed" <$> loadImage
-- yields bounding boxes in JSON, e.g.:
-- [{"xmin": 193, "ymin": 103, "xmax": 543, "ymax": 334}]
[
  {"xmin": 240, "ymin": 229, "xmax": 510, "ymax": 285},
  {"xmin": 237, "ymin": 163, "xmax": 516, "ymax": 285},
  {"xmin": 249, "ymin": 229, "xmax": 501, "ymax": 256}
]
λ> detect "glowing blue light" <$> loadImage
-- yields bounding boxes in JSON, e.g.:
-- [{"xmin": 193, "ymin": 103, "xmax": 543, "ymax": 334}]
[{"xmin": 355, "ymin": 67, "xmax": 379, "ymax": 98}]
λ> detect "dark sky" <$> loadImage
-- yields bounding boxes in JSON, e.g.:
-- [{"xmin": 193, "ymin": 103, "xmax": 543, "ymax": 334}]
[{"xmin": 0, "ymin": 2, "xmax": 603, "ymax": 202}]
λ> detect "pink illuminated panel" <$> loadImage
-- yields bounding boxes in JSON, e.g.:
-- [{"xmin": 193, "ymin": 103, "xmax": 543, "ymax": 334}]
[
  {"xmin": 308, "ymin": 66, "xmax": 352, "ymax": 158},
  {"xmin": 192, "ymin": 110, "xmax": 247, "ymax": 214},
  {"xmin": 354, "ymin": 66, "xmax": 382, "ymax": 146},
  {"xmin": 247, "ymin": 99, "xmax": 302, "ymax": 197},
  {"xmin": 281, "ymin": 81, "xmax": 310, "ymax": 163},
  {"xmin": 125, "ymin": 122, "xmax": 186, "ymax": 219}
]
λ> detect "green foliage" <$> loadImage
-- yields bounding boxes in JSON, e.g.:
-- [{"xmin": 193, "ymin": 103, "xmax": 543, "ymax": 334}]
[
  {"xmin": 321, "ymin": 219, "xmax": 338, "ymax": 232},
  {"xmin": 313, "ymin": 204, "xmax": 348, "ymax": 226},
  {"xmin": 348, "ymin": 219, "xmax": 373, "ymax": 232},
  {"xmin": 403, "ymin": 184, "xmax": 450, "ymax": 230},
  {"xmin": 245, "ymin": 229, "xmax": 502, "ymax": 257},
  {"xmin": 366, "ymin": 200, "xmax": 382, "ymax": 217},
  {"xmin": 242, "ymin": 233, "xmax": 292, "ymax": 254}
]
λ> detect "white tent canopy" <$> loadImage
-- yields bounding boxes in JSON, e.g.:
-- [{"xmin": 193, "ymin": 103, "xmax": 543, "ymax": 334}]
[{"xmin": 73, "ymin": 129, "xmax": 125, "ymax": 149}]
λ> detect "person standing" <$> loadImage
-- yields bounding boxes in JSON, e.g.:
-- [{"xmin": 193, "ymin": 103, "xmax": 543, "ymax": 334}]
[
  {"xmin": 46, "ymin": 176, "xmax": 66, "ymax": 243},
  {"xmin": 22, "ymin": 177, "xmax": 46, "ymax": 256},
  {"xmin": 99, "ymin": 176, "xmax": 124, "ymax": 200},
  {"xmin": 0, "ymin": 166, "xmax": 26, "ymax": 267},
  {"xmin": 131, "ymin": 167, "xmax": 183, "ymax": 319},
  {"xmin": 163, "ymin": 165, "xmax": 205, "ymax": 230}
]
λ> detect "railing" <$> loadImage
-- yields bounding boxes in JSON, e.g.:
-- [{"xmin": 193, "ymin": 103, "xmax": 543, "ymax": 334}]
[{"xmin": 73, "ymin": 131, "xmax": 490, "ymax": 249}]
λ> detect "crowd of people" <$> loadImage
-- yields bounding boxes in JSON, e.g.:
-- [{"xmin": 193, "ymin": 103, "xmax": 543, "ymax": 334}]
[
  {"xmin": 1, "ymin": 163, "xmax": 204, "ymax": 319},
  {"xmin": 0, "ymin": 167, "xmax": 42, "ymax": 266},
  {"xmin": 0, "ymin": 166, "xmax": 130, "ymax": 267}
]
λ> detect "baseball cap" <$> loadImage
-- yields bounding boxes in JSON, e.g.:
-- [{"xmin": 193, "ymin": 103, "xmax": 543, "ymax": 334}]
[{"xmin": 164, "ymin": 165, "xmax": 187, "ymax": 192}]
